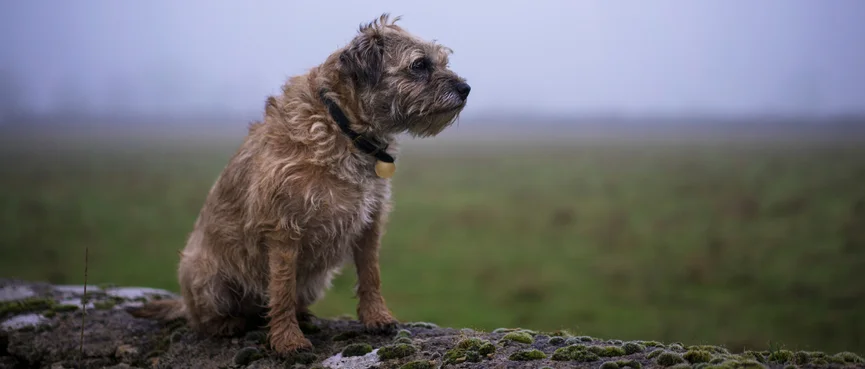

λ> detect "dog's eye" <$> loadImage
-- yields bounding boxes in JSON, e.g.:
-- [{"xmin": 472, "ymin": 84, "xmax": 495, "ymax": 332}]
[{"xmin": 410, "ymin": 59, "xmax": 428, "ymax": 72}]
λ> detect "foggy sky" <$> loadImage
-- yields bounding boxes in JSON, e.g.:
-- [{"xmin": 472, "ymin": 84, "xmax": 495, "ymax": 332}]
[{"xmin": 2, "ymin": 0, "xmax": 864, "ymax": 116}]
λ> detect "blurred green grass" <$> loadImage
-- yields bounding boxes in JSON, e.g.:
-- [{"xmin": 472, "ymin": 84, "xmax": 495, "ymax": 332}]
[{"xmin": 1, "ymin": 130, "xmax": 864, "ymax": 354}]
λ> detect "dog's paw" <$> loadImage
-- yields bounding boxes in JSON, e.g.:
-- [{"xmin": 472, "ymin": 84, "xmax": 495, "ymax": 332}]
[
  {"xmin": 270, "ymin": 336, "xmax": 314, "ymax": 356},
  {"xmin": 359, "ymin": 310, "xmax": 399, "ymax": 334}
]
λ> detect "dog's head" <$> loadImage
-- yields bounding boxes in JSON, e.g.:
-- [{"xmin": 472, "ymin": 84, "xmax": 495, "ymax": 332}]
[{"xmin": 337, "ymin": 14, "xmax": 470, "ymax": 137}]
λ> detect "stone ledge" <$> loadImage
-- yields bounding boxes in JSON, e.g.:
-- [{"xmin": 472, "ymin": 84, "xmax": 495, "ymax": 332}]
[{"xmin": 1, "ymin": 279, "xmax": 863, "ymax": 369}]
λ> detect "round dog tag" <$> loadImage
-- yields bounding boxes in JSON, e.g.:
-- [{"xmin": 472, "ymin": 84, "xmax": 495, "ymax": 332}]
[{"xmin": 375, "ymin": 161, "xmax": 396, "ymax": 178}]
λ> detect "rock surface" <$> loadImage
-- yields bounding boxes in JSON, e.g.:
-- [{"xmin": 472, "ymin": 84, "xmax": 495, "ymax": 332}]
[{"xmin": 1, "ymin": 279, "xmax": 863, "ymax": 369}]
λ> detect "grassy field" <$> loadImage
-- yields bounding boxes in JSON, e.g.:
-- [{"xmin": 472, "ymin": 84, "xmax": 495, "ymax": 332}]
[{"xmin": 1, "ymin": 122, "xmax": 864, "ymax": 355}]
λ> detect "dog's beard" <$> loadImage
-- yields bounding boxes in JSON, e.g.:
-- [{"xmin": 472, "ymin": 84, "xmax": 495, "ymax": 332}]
[{"xmin": 405, "ymin": 109, "xmax": 461, "ymax": 138}]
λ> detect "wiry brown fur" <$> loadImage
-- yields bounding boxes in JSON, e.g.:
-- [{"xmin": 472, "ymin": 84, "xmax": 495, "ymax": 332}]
[{"xmin": 127, "ymin": 14, "xmax": 470, "ymax": 354}]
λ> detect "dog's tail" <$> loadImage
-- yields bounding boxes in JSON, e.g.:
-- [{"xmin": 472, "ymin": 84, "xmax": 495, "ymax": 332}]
[{"xmin": 126, "ymin": 299, "xmax": 187, "ymax": 321}]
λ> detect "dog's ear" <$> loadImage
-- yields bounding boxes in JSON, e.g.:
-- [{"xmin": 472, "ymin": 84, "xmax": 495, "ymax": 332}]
[{"xmin": 340, "ymin": 29, "xmax": 385, "ymax": 87}]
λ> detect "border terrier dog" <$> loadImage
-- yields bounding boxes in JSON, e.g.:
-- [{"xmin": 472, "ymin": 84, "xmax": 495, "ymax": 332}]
[{"xmin": 128, "ymin": 14, "xmax": 470, "ymax": 354}]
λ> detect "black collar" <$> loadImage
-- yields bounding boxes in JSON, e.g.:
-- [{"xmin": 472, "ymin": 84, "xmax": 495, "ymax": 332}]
[{"xmin": 319, "ymin": 89, "xmax": 395, "ymax": 164}]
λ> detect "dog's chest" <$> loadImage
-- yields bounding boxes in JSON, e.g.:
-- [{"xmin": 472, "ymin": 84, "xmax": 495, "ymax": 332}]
[{"xmin": 310, "ymin": 177, "xmax": 388, "ymax": 242}]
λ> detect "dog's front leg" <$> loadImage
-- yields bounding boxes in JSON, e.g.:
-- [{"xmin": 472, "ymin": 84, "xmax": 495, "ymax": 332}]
[
  {"xmin": 353, "ymin": 213, "xmax": 399, "ymax": 332},
  {"xmin": 266, "ymin": 242, "xmax": 313, "ymax": 354}
]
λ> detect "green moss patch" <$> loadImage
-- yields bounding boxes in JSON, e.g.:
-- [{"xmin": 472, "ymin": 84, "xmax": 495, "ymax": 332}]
[
  {"xmin": 342, "ymin": 343, "xmax": 373, "ymax": 357},
  {"xmin": 377, "ymin": 343, "xmax": 417, "ymax": 360},
  {"xmin": 684, "ymin": 349, "xmax": 713, "ymax": 363},
  {"xmin": 656, "ymin": 352, "xmax": 685, "ymax": 367},
  {"xmin": 767, "ymin": 349, "xmax": 793, "ymax": 363},
  {"xmin": 400, "ymin": 360, "xmax": 434, "ymax": 369},
  {"xmin": 393, "ymin": 337, "xmax": 413, "ymax": 345},
  {"xmin": 833, "ymin": 351, "xmax": 865, "ymax": 364},
  {"xmin": 600, "ymin": 359, "xmax": 643, "ymax": 369},
  {"xmin": 500, "ymin": 331, "xmax": 533, "ymax": 344},
  {"xmin": 551, "ymin": 345, "xmax": 600, "ymax": 362},
  {"xmin": 457, "ymin": 337, "xmax": 486, "ymax": 350},
  {"xmin": 396, "ymin": 329, "xmax": 412, "ymax": 338},
  {"xmin": 702, "ymin": 358, "xmax": 765, "ymax": 368},
  {"xmin": 647, "ymin": 349, "xmax": 665, "ymax": 359},
  {"xmin": 508, "ymin": 349, "xmax": 546, "ymax": 361},
  {"xmin": 444, "ymin": 338, "xmax": 496, "ymax": 365},
  {"xmin": 642, "ymin": 341, "xmax": 665, "ymax": 348},
  {"xmin": 0, "ymin": 298, "xmax": 57, "ymax": 317},
  {"xmin": 233, "ymin": 346, "xmax": 263, "ymax": 366},
  {"xmin": 623, "ymin": 342, "xmax": 645, "ymax": 354},
  {"xmin": 687, "ymin": 345, "xmax": 729, "ymax": 355},
  {"xmin": 287, "ymin": 351, "xmax": 317, "ymax": 366},
  {"xmin": 548, "ymin": 336, "xmax": 566, "ymax": 345},
  {"xmin": 589, "ymin": 345, "xmax": 627, "ymax": 357}
]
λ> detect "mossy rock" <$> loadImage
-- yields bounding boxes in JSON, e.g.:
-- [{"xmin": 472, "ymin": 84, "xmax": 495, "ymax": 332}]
[
  {"xmin": 683, "ymin": 349, "xmax": 713, "ymax": 364},
  {"xmin": 641, "ymin": 341, "xmax": 665, "ymax": 348},
  {"xmin": 600, "ymin": 361, "xmax": 621, "ymax": 369},
  {"xmin": 623, "ymin": 342, "xmax": 645, "ymax": 355},
  {"xmin": 703, "ymin": 358, "xmax": 766, "ymax": 368},
  {"xmin": 287, "ymin": 351, "xmax": 317, "ymax": 365},
  {"xmin": 600, "ymin": 360, "xmax": 643, "ymax": 369},
  {"xmin": 443, "ymin": 348, "xmax": 470, "ymax": 365},
  {"xmin": 742, "ymin": 350, "xmax": 769, "ymax": 363},
  {"xmin": 588, "ymin": 345, "xmax": 627, "ymax": 357},
  {"xmin": 456, "ymin": 337, "xmax": 486, "ymax": 350},
  {"xmin": 393, "ymin": 337, "xmax": 413, "ymax": 345},
  {"xmin": 548, "ymin": 336, "xmax": 566, "ymax": 346},
  {"xmin": 342, "ymin": 343, "xmax": 373, "ymax": 357},
  {"xmin": 443, "ymin": 338, "xmax": 495, "ymax": 364},
  {"xmin": 551, "ymin": 345, "xmax": 600, "ymax": 362},
  {"xmin": 833, "ymin": 351, "xmax": 865, "ymax": 364},
  {"xmin": 500, "ymin": 331, "xmax": 533, "ymax": 344},
  {"xmin": 687, "ymin": 345, "xmax": 730, "ymax": 355},
  {"xmin": 508, "ymin": 349, "xmax": 546, "ymax": 361},
  {"xmin": 378, "ymin": 343, "xmax": 417, "ymax": 360},
  {"xmin": 395, "ymin": 329, "xmax": 412, "ymax": 338},
  {"xmin": 0, "ymin": 297, "xmax": 57, "ymax": 317},
  {"xmin": 767, "ymin": 349, "xmax": 794, "ymax": 363},
  {"xmin": 400, "ymin": 360, "xmax": 434, "ymax": 369},
  {"xmin": 233, "ymin": 346, "xmax": 263, "ymax": 366},
  {"xmin": 656, "ymin": 352, "xmax": 685, "ymax": 367},
  {"xmin": 647, "ymin": 349, "xmax": 665, "ymax": 359}
]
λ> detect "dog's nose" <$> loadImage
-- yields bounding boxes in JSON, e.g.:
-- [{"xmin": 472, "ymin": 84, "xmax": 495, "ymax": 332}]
[{"xmin": 455, "ymin": 82, "xmax": 471, "ymax": 100}]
